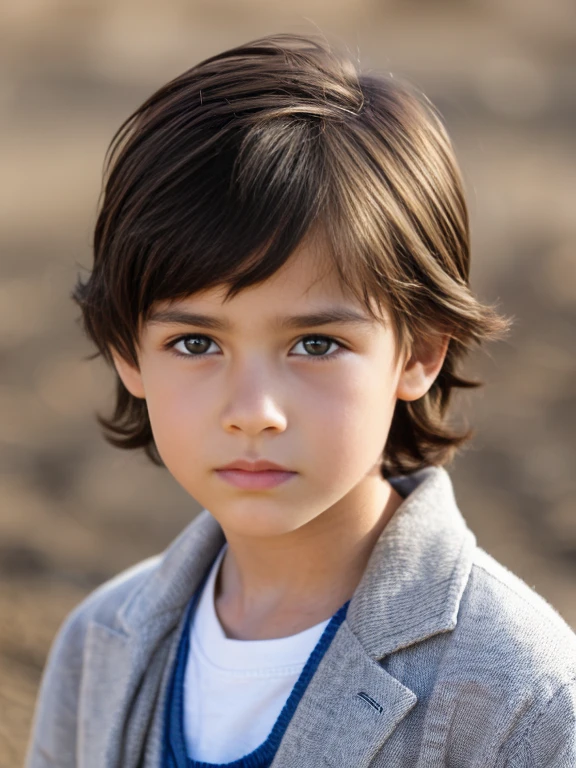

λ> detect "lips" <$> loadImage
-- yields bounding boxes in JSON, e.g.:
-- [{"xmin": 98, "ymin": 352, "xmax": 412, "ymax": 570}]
[
  {"xmin": 215, "ymin": 467, "xmax": 296, "ymax": 490},
  {"xmin": 214, "ymin": 458, "xmax": 297, "ymax": 490},
  {"xmin": 216, "ymin": 459, "xmax": 292, "ymax": 472}
]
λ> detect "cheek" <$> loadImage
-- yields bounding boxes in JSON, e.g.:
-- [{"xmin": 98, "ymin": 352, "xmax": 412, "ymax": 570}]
[
  {"xmin": 142, "ymin": 370, "xmax": 206, "ymax": 466},
  {"xmin": 301, "ymin": 361, "xmax": 399, "ymax": 474}
]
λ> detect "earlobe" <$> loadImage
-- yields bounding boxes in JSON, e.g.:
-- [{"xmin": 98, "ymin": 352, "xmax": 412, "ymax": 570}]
[
  {"xmin": 110, "ymin": 349, "xmax": 146, "ymax": 399},
  {"xmin": 396, "ymin": 335, "xmax": 449, "ymax": 402}
]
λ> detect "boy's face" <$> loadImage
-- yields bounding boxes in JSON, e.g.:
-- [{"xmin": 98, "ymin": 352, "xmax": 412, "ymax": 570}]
[{"xmin": 112, "ymin": 239, "xmax": 446, "ymax": 538}]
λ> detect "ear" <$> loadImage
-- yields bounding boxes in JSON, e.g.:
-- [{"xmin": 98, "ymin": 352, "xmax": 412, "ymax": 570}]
[
  {"xmin": 396, "ymin": 334, "xmax": 450, "ymax": 402},
  {"xmin": 110, "ymin": 349, "xmax": 146, "ymax": 399}
]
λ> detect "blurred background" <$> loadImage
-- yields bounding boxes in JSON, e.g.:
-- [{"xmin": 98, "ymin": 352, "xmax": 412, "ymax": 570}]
[{"xmin": 1, "ymin": 0, "xmax": 575, "ymax": 763}]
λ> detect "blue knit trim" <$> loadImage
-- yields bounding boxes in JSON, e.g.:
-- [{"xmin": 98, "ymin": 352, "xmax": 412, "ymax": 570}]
[
  {"xmin": 162, "ymin": 572, "xmax": 349, "ymax": 768},
  {"xmin": 163, "ymin": 570, "xmax": 210, "ymax": 768}
]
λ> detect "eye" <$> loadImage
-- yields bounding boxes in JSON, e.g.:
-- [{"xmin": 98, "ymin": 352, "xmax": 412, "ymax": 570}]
[
  {"xmin": 290, "ymin": 335, "xmax": 344, "ymax": 360},
  {"xmin": 167, "ymin": 334, "xmax": 220, "ymax": 357}
]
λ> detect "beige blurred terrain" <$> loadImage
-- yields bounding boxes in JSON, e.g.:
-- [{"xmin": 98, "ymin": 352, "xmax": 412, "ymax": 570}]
[{"xmin": 1, "ymin": 0, "xmax": 575, "ymax": 764}]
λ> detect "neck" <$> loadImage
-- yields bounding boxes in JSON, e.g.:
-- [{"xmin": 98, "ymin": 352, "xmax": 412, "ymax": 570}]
[{"xmin": 214, "ymin": 470, "xmax": 403, "ymax": 640}]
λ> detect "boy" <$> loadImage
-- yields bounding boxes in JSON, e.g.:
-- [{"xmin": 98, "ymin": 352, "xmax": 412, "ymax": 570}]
[{"xmin": 27, "ymin": 33, "xmax": 576, "ymax": 767}]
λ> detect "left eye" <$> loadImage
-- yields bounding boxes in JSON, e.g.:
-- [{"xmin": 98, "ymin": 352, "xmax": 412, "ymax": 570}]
[{"xmin": 291, "ymin": 336, "xmax": 342, "ymax": 358}]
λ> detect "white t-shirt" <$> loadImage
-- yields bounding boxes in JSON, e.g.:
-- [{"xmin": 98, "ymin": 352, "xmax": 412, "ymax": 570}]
[{"xmin": 183, "ymin": 545, "xmax": 330, "ymax": 763}]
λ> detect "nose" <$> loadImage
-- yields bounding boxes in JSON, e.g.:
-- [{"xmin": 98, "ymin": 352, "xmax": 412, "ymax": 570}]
[{"xmin": 220, "ymin": 358, "xmax": 288, "ymax": 437}]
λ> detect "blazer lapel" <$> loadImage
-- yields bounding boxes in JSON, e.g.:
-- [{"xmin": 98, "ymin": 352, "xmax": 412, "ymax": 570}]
[{"xmin": 271, "ymin": 622, "xmax": 417, "ymax": 767}]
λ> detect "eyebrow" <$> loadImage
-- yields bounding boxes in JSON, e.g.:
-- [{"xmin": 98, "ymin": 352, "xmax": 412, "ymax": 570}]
[{"xmin": 147, "ymin": 307, "xmax": 376, "ymax": 331}]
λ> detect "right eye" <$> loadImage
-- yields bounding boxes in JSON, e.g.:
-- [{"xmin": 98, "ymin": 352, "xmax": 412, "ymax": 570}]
[{"xmin": 167, "ymin": 334, "xmax": 221, "ymax": 358}]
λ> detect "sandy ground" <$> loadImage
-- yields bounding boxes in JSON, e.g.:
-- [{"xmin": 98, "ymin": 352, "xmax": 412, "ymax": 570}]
[{"xmin": 1, "ymin": 1, "xmax": 575, "ymax": 764}]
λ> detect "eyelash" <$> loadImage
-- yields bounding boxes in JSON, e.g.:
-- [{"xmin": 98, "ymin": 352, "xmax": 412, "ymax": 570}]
[{"xmin": 164, "ymin": 334, "xmax": 346, "ymax": 362}]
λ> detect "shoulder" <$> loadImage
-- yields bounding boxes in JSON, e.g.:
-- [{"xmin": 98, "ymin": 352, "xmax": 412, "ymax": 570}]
[
  {"xmin": 32, "ymin": 507, "xmax": 223, "ymax": 710},
  {"xmin": 51, "ymin": 506, "xmax": 221, "ymax": 642},
  {"xmin": 62, "ymin": 554, "xmax": 162, "ymax": 637},
  {"xmin": 26, "ymin": 508, "xmax": 225, "ymax": 767},
  {"xmin": 49, "ymin": 553, "xmax": 164, "ymax": 687},
  {"xmin": 447, "ymin": 547, "xmax": 576, "ymax": 765},
  {"xmin": 46, "ymin": 552, "xmax": 163, "ymax": 677},
  {"xmin": 25, "ymin": 555, "xmax": 162, "ymax": 768},
  {"xmin": 461, "ymin": 547, "xmax": 576, "ymax": 679}
]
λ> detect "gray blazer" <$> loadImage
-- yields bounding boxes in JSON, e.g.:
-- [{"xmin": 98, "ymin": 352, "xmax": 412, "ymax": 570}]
[{"xmin": 26, "ymin": 467, "xmax": 576, "ymax": 767}]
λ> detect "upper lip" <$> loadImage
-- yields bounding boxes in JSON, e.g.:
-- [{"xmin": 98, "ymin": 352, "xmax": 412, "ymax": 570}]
[{"xmin": 216, "ymin": 459, "xmax": 293, "ymax": 472}]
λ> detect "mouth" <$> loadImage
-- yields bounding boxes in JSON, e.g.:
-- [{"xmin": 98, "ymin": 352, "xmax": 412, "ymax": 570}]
[
  {"xmin": 214, "ymin": 467, "xmax": 297, "ymax": 490},
  {"xmin": 216, "ymin": 458, "xmax": 292, "ymax": 472}
]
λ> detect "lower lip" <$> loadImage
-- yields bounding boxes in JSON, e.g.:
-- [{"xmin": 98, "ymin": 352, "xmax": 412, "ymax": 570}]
[{"xmin": 215, "ymin": 469, "xmax": 297, "ymax": 490}]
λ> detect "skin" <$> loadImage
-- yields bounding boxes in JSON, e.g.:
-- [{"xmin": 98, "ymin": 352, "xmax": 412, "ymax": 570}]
[{"xmin": 112, "ymin": 238, "xmax": 448, "ymax": 640}]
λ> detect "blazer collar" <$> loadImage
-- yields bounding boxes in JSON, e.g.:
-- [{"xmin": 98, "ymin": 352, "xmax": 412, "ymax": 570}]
[{"xmin": 347, "ymin": 465, "xmax": 476, "ymax": 658}]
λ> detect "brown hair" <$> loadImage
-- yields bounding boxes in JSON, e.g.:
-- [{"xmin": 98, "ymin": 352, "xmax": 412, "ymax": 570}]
[{"xmin": 73, "ymin": 33, "xmax": 508, "ymax": 477}]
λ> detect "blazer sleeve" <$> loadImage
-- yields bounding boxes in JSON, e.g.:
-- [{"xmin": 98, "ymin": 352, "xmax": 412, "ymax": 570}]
[
  {"xmin": 504, "ymin": 678, "xmax": 576, "ymax": 767},
  {"xmin": 25, "ymin": 604, "xmax": 89, "ymax": 768}
]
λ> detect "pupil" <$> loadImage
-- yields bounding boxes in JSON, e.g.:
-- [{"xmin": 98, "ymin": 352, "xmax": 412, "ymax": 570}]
[
  {"xmin": 184, "ymin": 337, "xmax": 208, "ymax": 354},
  {"xmin": 305, "ymin": 338, "xmax": 329, "ymax": 355}
]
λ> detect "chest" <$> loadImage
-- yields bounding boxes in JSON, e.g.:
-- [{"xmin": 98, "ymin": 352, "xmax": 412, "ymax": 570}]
[{"xmin": 79, "ymin": 619, "xmax": 510, "ymax": 768}]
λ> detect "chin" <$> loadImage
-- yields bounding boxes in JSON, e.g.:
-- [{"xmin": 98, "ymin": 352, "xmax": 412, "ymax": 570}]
[{"xmin": 221, "ymin": 504, "xmax": 312, "ymax": 539}]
